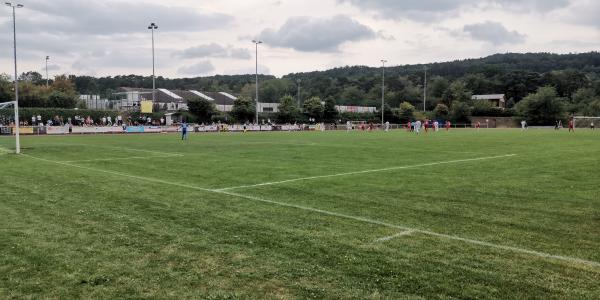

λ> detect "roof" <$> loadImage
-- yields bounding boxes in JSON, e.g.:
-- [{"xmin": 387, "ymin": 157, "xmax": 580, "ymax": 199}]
[
  {"xmin": 118, "ymin": 87, "xmax": 238, "ymax": 105},
  {"xmin": 472, "ymin": 94, "xmax": 505, "ymax": 100}
]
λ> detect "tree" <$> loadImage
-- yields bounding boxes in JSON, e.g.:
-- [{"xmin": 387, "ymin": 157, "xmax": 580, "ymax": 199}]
[
  {"xmin": 0, "ymin": 73, "xmax": 14, "ymax": 103},
  {"xmin": 303, "ymin": 96, "xmax": 324, "ymax": 120},
  {"xmin": 433, "ymin": 104, "xmax": 450, "ymax": 120},
  {"xmin": 323, "ymin": 96, "xmax": 338, "ymax": 122},
  {"xmin": 277, "ymin": 95, "xmax": 300, "ymax": 123},
  {"xmin": 47, "ymin": 91, "xmax": 77, "ymax": 108},
  {"xmin": 442, "ymin": 81, "xmax": 472, "ymax": 107},
  {"xmin": 188, "ymin": 97, "xmax": 216, "ymax": 123},
  {"xmin": 231, "ymin": 96, "xmax": 256, "ymax": 122},
  {"xmin": 450, "ymin": 101, "xmax": 472, "ymax": 123},
  {"xmin": 516, "ymin": 86, "xmax": 567, "ymax": 125},
  {"xmin": 398, "ymin": 101, "xmax": 415, "ymax": 123}
]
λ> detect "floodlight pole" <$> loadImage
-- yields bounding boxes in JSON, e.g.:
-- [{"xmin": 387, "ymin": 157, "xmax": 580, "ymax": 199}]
[
  {"xmin": 381, "ymin": 60, "xmax": 387, "ymax": 127},
  {"xmin": 253, "ymin": 40, "xmax": 262, "ymax": 124},
  {"xmin": 297, "ymin": 79, "xmax": 301, "ymax": 108},
  {"xmin": 45, "ymin": 56, "xmax": 49, "ymax": 86},
  {"xmin": 148, "ymin": 23, "xmax": 158, "ymax": 104},
  {"xmin": 423, "ymin": 66, "xmax": 427, "ymax": 112},
  {"xmin": 7, "ymin": 2, "xmax": 23, "ymax": 154}
]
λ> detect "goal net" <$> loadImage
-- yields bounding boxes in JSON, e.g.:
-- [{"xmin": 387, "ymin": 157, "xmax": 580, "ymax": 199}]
[
  {"xmin": 0, "ymin": 101, "xmax": 20, "ymax": 153},
  {"xmin": 573, "ymin": 116, "xmax": 600, "ymax": 129}
]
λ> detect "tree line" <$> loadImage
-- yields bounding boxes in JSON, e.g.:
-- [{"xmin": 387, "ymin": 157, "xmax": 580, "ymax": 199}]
[{"xmin": 2, "ymin": 52, "xmax": 600, "ymax": 125}]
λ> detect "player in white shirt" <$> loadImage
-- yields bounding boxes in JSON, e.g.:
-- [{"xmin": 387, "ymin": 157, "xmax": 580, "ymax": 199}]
[
  {"xmin": 433, "ymin": 121, "xmax": 439, "ymax": 132},
  {"xmin": 415, "ymin": 120, "xmax": 422, "ymax": 134},
  {"xmin": 385, "ymin": 121, "xmax": 390, "ymax": 132}
]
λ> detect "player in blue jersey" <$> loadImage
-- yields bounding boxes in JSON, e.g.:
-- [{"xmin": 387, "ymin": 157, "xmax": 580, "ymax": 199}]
[{"xmin": 181, "ymin": 122, "xmax": 188, "ymax": 140}]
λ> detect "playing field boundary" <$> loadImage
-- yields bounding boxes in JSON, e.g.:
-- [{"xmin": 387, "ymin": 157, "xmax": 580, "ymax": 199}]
[
  {"xmin": 216, "ymin": 154, "xmax": 518, "ymax": 191},
  {"xmin": 21, "ymin": 153, "xmax": 600, "ymax": 269}
]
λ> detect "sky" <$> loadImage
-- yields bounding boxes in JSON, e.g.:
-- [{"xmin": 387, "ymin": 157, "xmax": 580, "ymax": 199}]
[{"xmin": 1, "ymin": 0, "xmax": 599, "ymax": 79}]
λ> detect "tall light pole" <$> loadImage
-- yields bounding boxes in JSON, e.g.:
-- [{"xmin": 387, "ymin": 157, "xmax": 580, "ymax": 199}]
[
  {"xmin": 380, "ymin": 59, "xmax": 387, "ymax": 127},
  {"xmin": 45, "ymin": 56, "xmax": 50, "ymax": 87},
  {"xmin": 423, "ymin": 66, "xmax": 427, "ymax": 112},
  {"xmin": 6, "ymin": 2, "xmax": 23, "ymax": 154},
  {"xmin": 148, "ymin": 22, "xmax": 158, "ymax": 104},
  {"xmin": 296, "ymin": 79, "xmax": 301, "ymax": 108},
  {"xmin": 252, "ymin": 40, "xmax": 262, "ymax": 124}
]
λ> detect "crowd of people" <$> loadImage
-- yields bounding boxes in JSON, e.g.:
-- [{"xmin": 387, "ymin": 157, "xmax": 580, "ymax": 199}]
[{"xmin": 0, "ymin": 114, "xmax": 171, "ymax": 127}]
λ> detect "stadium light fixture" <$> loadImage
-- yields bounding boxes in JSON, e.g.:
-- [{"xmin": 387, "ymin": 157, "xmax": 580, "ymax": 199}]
[
  {"xmin": 252, "ymin": 40, "xmax": 263, "ymax": 124},
  {"xmin": 381, "ymin": 59, "xmax": 387, "ymax": 127},
  {"xmin": 148, "ymin": 23, "xmax": 158, "ymax": 105},
  {"xmin": 6, "ymin": 2, "xmax": 23, "ymax": 154}
]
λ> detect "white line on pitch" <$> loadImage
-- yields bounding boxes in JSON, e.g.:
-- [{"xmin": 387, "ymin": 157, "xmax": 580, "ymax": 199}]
[
  {"xmin": 373, "ymin": 230, "xmax": 415, "ymax": 243},
  {"xmin": 61, "ymin": 154, "xmax": 183, "ymax": 163},
  {"xmin": 216, "ymin": 154, "xmax": 517, "ymax": 191},
  {"xmin": 44, "ymin": 142, "xmax": 180, "ymax": 156},
  {"xmin": 21, "ymin": 154, "xmax": 600, "ymax": 269}
]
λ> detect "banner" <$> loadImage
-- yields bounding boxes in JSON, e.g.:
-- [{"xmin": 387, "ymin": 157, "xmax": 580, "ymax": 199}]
[
  {"xmin": 126, "ymin": 126, "xmax": 145, "ymax": 133},
  {"xmin": 140, "ymin": 101, "xmax": 153, "ymax": 113}
]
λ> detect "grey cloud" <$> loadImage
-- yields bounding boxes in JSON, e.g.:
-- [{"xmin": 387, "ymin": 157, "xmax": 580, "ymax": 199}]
[
  {"xmin": 340, "ymin": 0, "xmax": 572, "ymax": 21},
  {"xmin": 175, "ymin": 43, "xmax": 252, "ymax": 60},
  {"xmin": 176, "ymin": 43, "xmax": 228, "ymax": 58},
  {"xmin": 177, "ymin": 60, "xmax": 215, "ymax": 75},
  {"xmin": 10, "ymin": 0, "xmax": 233, "ymax": 35},
  {"xmin": 563, "ymin": 1, "xmax": 600, "ymax": 29},
  {"xmin": 259, "ymin": 15, "xmax": 376, "ymax": 52},
  {"xmin": 463, "ymin": 21, "xmax": 526, "ymax": 45},
  {"xmin": 230, "ymin": 48, "xmax": 252, "ymax": 60}
]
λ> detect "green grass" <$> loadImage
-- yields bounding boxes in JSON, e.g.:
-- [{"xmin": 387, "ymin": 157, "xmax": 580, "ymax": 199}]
[{"xmin": 1, "ymin": 129, "xmax": 599, "ymax": 299}]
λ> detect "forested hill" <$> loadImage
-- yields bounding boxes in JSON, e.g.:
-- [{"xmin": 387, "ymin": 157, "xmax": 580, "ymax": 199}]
[
  {"xmin": 65, "ymin": 52, "xmax": 600, "ymax": 109},
  {"xmin": 287, "ymin": 52, "xmax": 600, "ymax": 80}
]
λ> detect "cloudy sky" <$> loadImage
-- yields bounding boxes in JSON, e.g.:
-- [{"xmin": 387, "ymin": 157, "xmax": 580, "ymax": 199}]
[{"xmin": 1, "ymin": 0, "xmax": 599, "ymax": 78}]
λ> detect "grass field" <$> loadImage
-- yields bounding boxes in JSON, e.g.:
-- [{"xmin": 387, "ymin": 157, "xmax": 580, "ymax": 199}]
[{"xmin": 1, "ymin": 129, "xmax": 599, "ymax": 299}]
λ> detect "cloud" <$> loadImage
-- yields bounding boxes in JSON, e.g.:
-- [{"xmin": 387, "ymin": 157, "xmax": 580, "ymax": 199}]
[
  {"xmin": 176, "ymin": 43, "xmax": 229, "ymax": 58},
  {"xmin": 463, "ymin": 21, "xmax": 526, "ymax": 45},
  {"xmin": 259, "ymin": 15, "xmax": 376, "ymax": 52},
  {"xmin": 340, "ymin": 0, "xmax": 571, "ymax": 22},
  {"xmin": 561, "ymin": 0, "xmax": 600, "ymax": 29},
  {"xmin": 175, "ymin": 43, "xmax": 252, "ymax": 60},
  {"xmin": 177, "ymin": 60, "xmax": 215, "ymax": 75},
  {"xmin": 10, "ymin": 0, "xmax": 233, "ymax": 35}
]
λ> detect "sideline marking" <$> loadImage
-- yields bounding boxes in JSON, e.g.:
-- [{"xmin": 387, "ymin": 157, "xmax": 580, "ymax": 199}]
[
  {"xmin": 373, "ymin": 230, "xmax": 415, "ymax": 243},
  {"xmin": 21, "ymin": 153, "xmax": 600, "ymax": 269},
  {"xmin": 216, "ymin": 154, "xmax": 518, "ymax": 191},
  {"xmin": 62, "ymin": 153, "xmax": 183, "ymax": 163}
]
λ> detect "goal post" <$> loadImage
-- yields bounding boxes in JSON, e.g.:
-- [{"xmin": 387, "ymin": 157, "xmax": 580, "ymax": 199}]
[
  {"xmin": 0, "ymin": 101, "xmax": 20, "ymax": 154},
  {"xmin": 573, "ymin": 116, "xmax": 600, "ymax": 129}
]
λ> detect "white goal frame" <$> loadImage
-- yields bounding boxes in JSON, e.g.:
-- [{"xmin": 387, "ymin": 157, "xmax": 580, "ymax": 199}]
[
  {"xmin": 573, "ymin": 116, "xmax": 600, "ymax": 129},
  {"xmin": 0, "ymin": 101, "xmax": 20, "ymax": 154}
]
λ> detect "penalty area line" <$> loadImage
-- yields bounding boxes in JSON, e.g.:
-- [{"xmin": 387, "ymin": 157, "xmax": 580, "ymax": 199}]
[
  {"xmin": 373, "ymin": 230, "xmax": 415, "ymax": 243},
  {"xmin": 21, "ymin": 153, "xmax": 600, "ymax": 269},
  {"xmin": 216, "ymin": 154, "xmax": 518, "ymax": 191}
]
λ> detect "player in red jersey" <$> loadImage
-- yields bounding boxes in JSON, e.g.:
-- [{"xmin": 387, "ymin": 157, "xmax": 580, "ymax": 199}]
[
  {"xmin": 568, "ymin": 118, "xmax": 575, "ymax": 132},
  {"xmin": 476, "ymin": 121, "xmax": 481, "ymax": 130}
]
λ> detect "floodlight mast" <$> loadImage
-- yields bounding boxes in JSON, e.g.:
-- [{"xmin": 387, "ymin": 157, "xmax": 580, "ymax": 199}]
[
  {"xmin": 252, "ymin": 40, "xmax": 262, "ymax": 124},
  {"xmin": 148, "ymin": 23, "xmax": 158, "ymax": 104},
  {"xmin": 6, "ymin": 2, "xmax": 23, "ymax": 154},
  {"xmin": 45, "ymin": 56, "xmax": 49, "ymax": 86},
  {"xmin": 381, "ymin": 60, "xmax": 387, "ymax": 127},
  {"xmin": 423, "ymin": 66, "xmax": 427, "ymax": 112}
]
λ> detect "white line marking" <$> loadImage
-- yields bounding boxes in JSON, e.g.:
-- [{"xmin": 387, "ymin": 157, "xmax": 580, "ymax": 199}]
[
  {"xmin": 61, "ymin": 154, "xmax": 183, "ymax": 163},
  {"xmin": 216, "ymin": 154, "xmax": 518, "ymax": 191},
  {"xmin": 42, "ymin": 142, "xmax": 180, "ymax": 156},
  {"xmin": 21, "ymin": 154, "xmax": 600, "ymax": 268},
  {"xmin": 373, "ymin": 230, "xmax": 415, "ymax": 243}
]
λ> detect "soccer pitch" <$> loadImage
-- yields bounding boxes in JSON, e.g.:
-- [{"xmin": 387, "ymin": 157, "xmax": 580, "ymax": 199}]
[{"xmin": 1, "ymin": 129, "xmax": 599, "ymax": 299}]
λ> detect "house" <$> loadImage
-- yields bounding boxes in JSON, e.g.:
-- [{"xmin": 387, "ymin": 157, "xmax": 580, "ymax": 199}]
[{"xmin": 472, "ymin": 94, "xmax": 506, "ymax": 108}]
